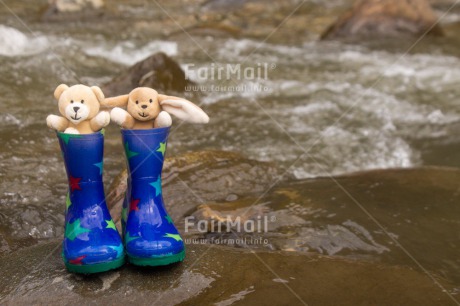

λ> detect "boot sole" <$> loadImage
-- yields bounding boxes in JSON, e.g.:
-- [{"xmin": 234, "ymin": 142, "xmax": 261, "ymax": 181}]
[
  {"xmin": 65, "ymin": 256, "xmax": 125, "ymax": 274},
  {"xmin": 127, "ymin": 250, "xmax": 185, "ymax": 267}
]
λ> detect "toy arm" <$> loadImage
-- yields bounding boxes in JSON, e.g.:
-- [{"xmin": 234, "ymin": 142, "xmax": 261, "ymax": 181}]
[
  {"xmin": 90, "ymin": 111, "xmax": 110, "ymax": 131},
  {"xmin": 100, "ymin": 94, "xmax": 129, "ymax": 109},
  {"xmin": 46, "ymin": 114, "xmax": 69, "ymax": 132},
  {"xmin": 158, "ymin": 95, "xmax": 209, "ymax": 124},
  {"xmin": 154, "ymin": 111, "xmax": 172, "ymax": 128},
  {"xmin": 110, "ymin": 107, "xmax": 135, "ymax": 129}
]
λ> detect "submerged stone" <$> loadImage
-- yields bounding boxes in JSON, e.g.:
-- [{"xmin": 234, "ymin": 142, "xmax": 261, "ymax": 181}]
[{"xmin": 321, "ymin": 0, "xmax": 444, "ymax": 39}]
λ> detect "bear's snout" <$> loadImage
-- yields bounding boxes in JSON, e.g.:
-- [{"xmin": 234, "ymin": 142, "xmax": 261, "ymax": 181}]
[
  {"xmin": 64, "ymin": 102, "xmax": 90, "ymax": 123},
  {"xmin": 141, "ymin": 105, "xmax": 148, "ymax": 109}
]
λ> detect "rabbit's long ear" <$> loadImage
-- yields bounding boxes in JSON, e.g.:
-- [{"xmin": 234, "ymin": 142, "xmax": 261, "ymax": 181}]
[
  {"xmin": 101, "ymin": 94, "xmax": 129, "ymax": 108},
  {"xmin": 158, "ymin": 95, "xmax": 209, "ymax": 124}
]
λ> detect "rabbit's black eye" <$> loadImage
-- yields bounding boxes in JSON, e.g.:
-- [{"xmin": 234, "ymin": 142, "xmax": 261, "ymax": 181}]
[
  {"xmin": 136, "ymin": 100, "xmax": 139, "ymax": 104},
  {"xmin": 81, "ymin": 100, "xmax": 84, "ymax": 103},
  {"xmin": 70, "ymin": 100, "xmax": 74, "ymax": 103},
  {"xmin": 149, "ymin": 99, "xmax": 153, "ymax": 103}
]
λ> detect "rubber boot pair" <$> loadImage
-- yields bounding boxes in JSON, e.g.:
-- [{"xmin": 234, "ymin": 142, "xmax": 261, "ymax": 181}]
[{"xmin": 57, "ymin": 127, "xmax": 184, "ymax": 274}]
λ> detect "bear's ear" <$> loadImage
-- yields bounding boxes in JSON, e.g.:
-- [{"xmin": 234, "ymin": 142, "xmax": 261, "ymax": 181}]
[
  {"xmin": 91, "ymin": 86, "xmax": 105, "ymax": 103},
  {"xmin": 54, "ymin": 84, "xmax": 69, "ymax": 100}
]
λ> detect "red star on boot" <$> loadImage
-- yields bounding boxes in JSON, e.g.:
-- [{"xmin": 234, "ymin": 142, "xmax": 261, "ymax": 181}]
[
  {"xmin": 68, "ymin": 255, "xmax": 86, "ymax": 265},
  {"xmin": 130, "ymin": 198, "xmax": 140, "ymax": 212},
  {"xmin": 69, "ymin": 176, "xmax": 82, "ymax": 192}
]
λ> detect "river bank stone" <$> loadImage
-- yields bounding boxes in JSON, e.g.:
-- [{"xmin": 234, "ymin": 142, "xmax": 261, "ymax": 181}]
[
  {"xmin": 182, "ymin": 166, "xmax": 460, "ymax": 287},
  {"xmin": 321, "ymin": 0, "xmax": 444, "ymax": 39},
  {"xmin": 0, "ymin": 240, "xmax": 455, "ymax": 305}
]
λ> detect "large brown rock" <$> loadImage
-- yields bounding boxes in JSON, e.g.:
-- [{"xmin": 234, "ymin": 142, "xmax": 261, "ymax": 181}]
[
  {"xmin": 106, "ymin": 151, "xmax": 460, "ymax": 287},
  {"xmin": 101, "ymin": 52, "xmax": 193, "ymax": 97},
  {"xmin": 321, "ymin": 0, "xmax": 444, "ymax": 39},
  {"xmin": 186, "ymin": 166, "xmax": 460, "ymax": 286}
]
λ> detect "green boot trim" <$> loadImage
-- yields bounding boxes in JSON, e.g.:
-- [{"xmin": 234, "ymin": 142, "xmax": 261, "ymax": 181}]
[{"xmin": 127, "ymin": 250, "xmax": 185, "ymax": 267}]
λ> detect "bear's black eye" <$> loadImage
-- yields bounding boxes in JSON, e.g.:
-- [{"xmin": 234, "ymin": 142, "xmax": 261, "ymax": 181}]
[
  {"xmin": 149, "ymin": 99, "xmax": 153, "ymax": 103},
  {"xmin": 81, "ymin": 100, "xmax": 84, "ymax": 103},
  {"xmin": 70, "ymin": 100, "xmax": 74, "ymax": 103},
  {"xmin": 136, "ymin": 100, "xmax": 139, "ymax": 104}
]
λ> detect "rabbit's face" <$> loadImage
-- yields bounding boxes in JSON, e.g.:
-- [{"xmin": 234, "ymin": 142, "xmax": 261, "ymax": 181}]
[{"xmin": 127, "ymin": 87, "xmax": 161, "ymax": 121}]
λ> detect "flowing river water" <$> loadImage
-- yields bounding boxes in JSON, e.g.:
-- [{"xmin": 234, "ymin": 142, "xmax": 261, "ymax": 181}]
[{"xmin": 0, "ymin": 0, "xmax": 460, "ymax": 302}]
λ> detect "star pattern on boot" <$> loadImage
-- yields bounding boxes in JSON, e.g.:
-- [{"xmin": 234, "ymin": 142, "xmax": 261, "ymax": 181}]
[
  {"xmin": 165, "ymin": 215, "xmax": 173, "ymax": 224},
  {"xmin": 163, "ymin": 233, "xmax": 182, "ymax": 242},
  {"xmin": 125, "ymin": 232, "xmax": 140, "ymax": 244},
  {"xmin": 105, "ymin": 219, "xmax": 117, "ymax": 231},
  {"xmin": 124, "ymin": 142, "xmax": 139, "ymax": 159},
  {"xmin": 149, "ymin": 177, "xmax": 162, "ymax": 197},
  {"xmin": 59, "ymin": 133, "xmax": 82, "ymax": 145},
  {"xmin": 156, "ymin": 142, "xmax": 166, "ymax": 157},
  {"xmin": 65, "ymin": 219, "xmax": 91, "ymax": 241},
  {"xmin": 65, "ymin": 192, "xmax": 72, "ymax": 210},
  {"xmin": 93, "ymin": 161, "xmax": 103, "ymax": 175},
  {"xmin": 68, "ymin": 255, "xmax": 86, "ymax": 265},
  {"xmin": 113, "ymin": 243, "xmax": 124, "ymax": 259},
  {"xmin": 122, "ymin": 206, "xmax": 128, "ymax": 222},
  {"xmin": 129, "ymin": 198, "xmax": 140, "ymax": 212},
  {"xmin": 69, "ymin": 176, "xmax": 82, "ymax": 192}
]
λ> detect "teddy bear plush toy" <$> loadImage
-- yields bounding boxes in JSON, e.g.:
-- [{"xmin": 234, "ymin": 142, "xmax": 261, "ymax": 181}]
[
  {"xmin": 46, "ymin": 84, "xmax": 125, "ymax": 274},
  {"xmin": 46, "ymin": 84, "xmax": 110, "ymax": 134}
]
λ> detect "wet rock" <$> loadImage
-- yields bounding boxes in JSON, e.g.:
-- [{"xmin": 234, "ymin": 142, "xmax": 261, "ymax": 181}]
[
  {"xmin": 190, "ymin": 202, "xmax": 270, "ymax": 232},
  {"xmin": 107, "ymin": 150, "xmax": 283, "ymax": 223},
  {"xmin": 42, "ymin": 0, "xmax": 105, "ymax": 22},
  {"xmin": 0, "ymin": 240, "xmax": 455, "ymax": 305},
  {"xmin": 186, "ymin": 167, "xmax": 460, "ymax": 286},
  {"xmin": 106, "ymin": 153, "xmax": 460, "ymax": 286},
  {"xmin": 101, "ymin": 52, "xmax": 193, "ymax": 97},
  {"xmin": 321, "ymin": 0, "xmax": 444, "ymax": 39}
]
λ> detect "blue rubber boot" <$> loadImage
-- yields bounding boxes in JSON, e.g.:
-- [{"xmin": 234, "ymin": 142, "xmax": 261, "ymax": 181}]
[
  {"xmin": 120, "ymin": 127, "xmax": 185, "ymax": 266},
  {"xmin": 57, "ymin": 131, "xmax": 125, "ymax": 274}
]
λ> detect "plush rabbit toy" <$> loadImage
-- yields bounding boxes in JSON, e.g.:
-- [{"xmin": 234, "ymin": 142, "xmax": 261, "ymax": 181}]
[
  {"xmin": 102, "ymin": 87, "xmax": 208, "ymax": 267},
  {"xmin": 101, "ymin": 87, "xmax": 209, "ymax": 129}
]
